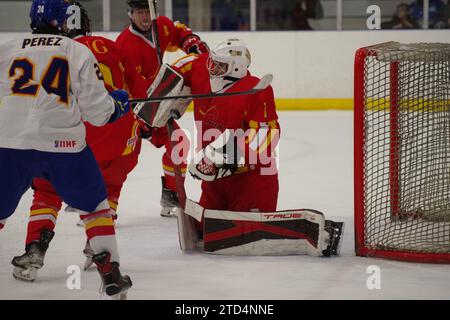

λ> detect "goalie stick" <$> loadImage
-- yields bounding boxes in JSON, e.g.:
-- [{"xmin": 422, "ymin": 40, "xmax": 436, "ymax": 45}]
[
  {"xmin": 129, "ymin": 73, "xmax": 273, "ymax": 104},
  {"xmin": 148, "ymin": 0, "xmax": 162, "ymax": 65},
  {"xmin": 147, "ymin": 0, "xmax": 198, "ymax": 250}
]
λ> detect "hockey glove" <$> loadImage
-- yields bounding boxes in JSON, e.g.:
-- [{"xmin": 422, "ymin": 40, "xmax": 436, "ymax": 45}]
[
  {"xmin": 108, "ymin": 89, "xmax": 130, "ymax": 123},
  {"xmin": 189, "ymin": 130, "xmax": 243, "ymax": 182},
  {"xmin": 139, "ymin": 123, "xmax": 153, "ymax": 139},
  {"xmin": 182, "ymin": 34, "xmax": 209, "ymax": 55}
]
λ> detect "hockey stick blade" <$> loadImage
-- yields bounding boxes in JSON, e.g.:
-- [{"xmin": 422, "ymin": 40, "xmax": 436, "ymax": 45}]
[{"xmin": 130, "ymin": 74, "xmax": 273, "ymax": 104}]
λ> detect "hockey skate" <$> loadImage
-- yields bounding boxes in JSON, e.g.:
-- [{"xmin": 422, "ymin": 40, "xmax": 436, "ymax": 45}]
[
  {"xmin": 322, "ymin": 220, "xmax": 344, "ymax": 257},
  {"xmin": 160, "ymin": 176, "xmax": 180, "ymax": 217},
  {"xmin": 11, "ymin": 229, "xmax": 55, "ymax": 282},
  {"xmin": 92, "ymin": 251, "xmax": 132, "ymax": 300}
]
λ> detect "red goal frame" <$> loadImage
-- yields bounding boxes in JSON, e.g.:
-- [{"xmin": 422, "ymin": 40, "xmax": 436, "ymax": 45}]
[{"xmin": 353, "ymin": 45, "xmax": 450, "ymax": 263}]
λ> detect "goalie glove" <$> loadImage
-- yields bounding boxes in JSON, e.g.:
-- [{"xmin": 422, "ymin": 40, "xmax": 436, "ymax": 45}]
[
  {"xmin": 182, "ymin": 34, "xmax": 209, "ymax": 55},
  {"xmin": 189, "ymin": 129, "xmax": 245, "ymax": 182}
]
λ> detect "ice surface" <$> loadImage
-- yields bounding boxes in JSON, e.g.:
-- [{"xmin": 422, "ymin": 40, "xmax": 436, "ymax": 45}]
[{"xmin": 1, "ymin": 111, "xmax": 449, "ymax": 300}]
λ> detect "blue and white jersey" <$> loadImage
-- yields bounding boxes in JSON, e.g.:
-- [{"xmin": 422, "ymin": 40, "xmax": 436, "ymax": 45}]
[{"xmin": 0, "ymin": 33, "xmax": 115, "ymax": 153}]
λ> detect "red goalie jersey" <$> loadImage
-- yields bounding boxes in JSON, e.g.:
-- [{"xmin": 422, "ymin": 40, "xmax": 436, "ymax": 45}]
[
  {"xmin": 76, "ymin": 35, "xmax": 143, "ymax": 161},
  {"xmin": 173, "ymin": 53, "xmax": 280, "ymax": 172}
]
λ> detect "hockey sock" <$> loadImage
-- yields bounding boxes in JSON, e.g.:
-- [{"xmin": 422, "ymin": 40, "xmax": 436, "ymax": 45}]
[
  {"xmin": 162, "ymin": 150, "xmax": 186, "ymax": 192},
  {"xmin": 108, "ymin": 199, "xmax": 118, "ymax": 220},
  {"xmin": 79, "ymin": 199, "xmax": 119, "ymax": 263},
  {"xmin": 26, "ymin": 206, "xmax": 58, "ymax": 246}
]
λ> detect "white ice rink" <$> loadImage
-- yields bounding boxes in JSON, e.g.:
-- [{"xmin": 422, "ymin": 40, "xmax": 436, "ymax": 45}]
[{"xmin": 1, "ymin": 111, "xmax": 449, "ymax": 300}]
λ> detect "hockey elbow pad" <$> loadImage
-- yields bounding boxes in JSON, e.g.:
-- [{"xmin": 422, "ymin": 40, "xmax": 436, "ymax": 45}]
[
  {"xmin": 108, "ymin": 89, "xmax": 130, "ymax": 123},
  {"xmin": 182, "ymin": 34, "xmax": 209, "ymax": 55}
]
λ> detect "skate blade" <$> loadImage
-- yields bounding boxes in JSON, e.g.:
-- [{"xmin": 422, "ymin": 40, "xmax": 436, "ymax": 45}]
[
  {"xmin": 13, "ymin": 266, "xmax": 37, "ymax": 282},
  {"xmin": 160, "ymin": 206, "xmax": 177, "ymax": 217},
  {"xmin": 83, "ymin": 257, "xmax": 94, "ymax": 271},
  {"xmin": 334, "ymin": 222, "xmax": 345, "ymax": 256},
  {"xmin": 109, "ymin": 290, "xmax": 128, "ymax": 300}
]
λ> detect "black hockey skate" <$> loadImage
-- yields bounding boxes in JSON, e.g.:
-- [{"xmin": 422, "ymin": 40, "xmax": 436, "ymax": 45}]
[
  {"xmin": 160, "ymin": 176, "xmax": 180, "ymax": 217},
  {"xmin": 322, "ymin": 220, "xmax": 344, "ymax": 257},
  {"xmin": 92, "ymin": 251, "xmax": 132, "ymax": 300},
  {"xmin": 11, "ymin": 229, "xmax": 55, "ymax": 282}
]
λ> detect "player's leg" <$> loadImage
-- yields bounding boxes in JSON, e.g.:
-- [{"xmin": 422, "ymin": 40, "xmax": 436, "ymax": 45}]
[
  {"xmin": 102, "ymin": 150, "xmax": 139, "ymax": 221},
  {"xmin": 226, "ymin": 170, "xmax": 279, "ymax": 213},
  {"xmin": 149, "ymin": 124, "xmax": 188, "ymax": 217},
  {"xmin": 195, "ymin": 179, "xmax": 228, "ymax": 239},
  {"xmin": 0, "ymin": 148, "xmax": 33, "ymax": 230},
  {"xmin": 11, "ymin": 178, "xmax": 62, "ymax": 282},
  {"xmin": 196, "ymin": 170, "xmax": 276, "ymax": 250},
  {"xmin": 82, "ymin": 150, "xmax": 140, "ymax": 270},
  {"xmin": 26, "ymin": 179, "xmax": 62, "ymax": 244},
  {"xmin": 209, "ymin": 170, "xmax": 342, "ymax": 256},
  {"xmin": 47, "ymin": 147, "xmax": 132, "ymax": 298}
]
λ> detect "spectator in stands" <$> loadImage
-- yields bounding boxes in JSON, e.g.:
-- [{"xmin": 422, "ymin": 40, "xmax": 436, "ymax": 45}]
[
  {"xmin": 381, "ymin": 3, "xmax": 420, "ymax": 29},
  {"xmin": 212, "ymin": 0, "xmax": 238, "ymax": 30},
  {"xmin": 436, "ymin": 0, "xmax": 450, "ymax": 28},
  {"xmin": 292, "ymin": 0, "xmax": 323, "ymax": 30},
  {"xmin": 409, "ymin": 0, "xmax": 445, "ymax": 28}
]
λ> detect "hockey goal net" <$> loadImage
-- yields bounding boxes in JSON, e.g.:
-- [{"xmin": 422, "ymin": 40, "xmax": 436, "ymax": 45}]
[{"xmin": 354, "ymin": 42, "xmax": 450, "ymax": 263}]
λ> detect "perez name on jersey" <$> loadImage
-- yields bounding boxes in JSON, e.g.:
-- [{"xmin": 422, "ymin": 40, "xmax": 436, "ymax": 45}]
[{"xmin": 22, "ymin": 36, "xmax": 63, "ymax": 49}]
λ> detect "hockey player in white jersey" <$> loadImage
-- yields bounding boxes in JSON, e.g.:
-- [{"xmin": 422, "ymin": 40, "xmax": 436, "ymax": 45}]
[{"xmin": 0, "ymin": 0, "xmax": 131, "ymax": 299}]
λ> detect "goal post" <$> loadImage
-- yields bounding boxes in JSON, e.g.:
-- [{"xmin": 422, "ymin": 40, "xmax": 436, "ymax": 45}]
[{"xmin": 354, "ymin": 42, "xmax": 450, "ymax": 263}]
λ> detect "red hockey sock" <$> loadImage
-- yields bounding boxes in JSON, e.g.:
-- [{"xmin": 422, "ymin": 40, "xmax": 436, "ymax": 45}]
[{"xmin": 26, "ymin": 207, "xmax": 58, "ymax": 245}]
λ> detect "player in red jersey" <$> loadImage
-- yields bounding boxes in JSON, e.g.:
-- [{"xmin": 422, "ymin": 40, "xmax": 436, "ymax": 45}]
[
  {"xmin": 150, "ymin": 40, "xmax": 342, "ymax": 257},
  {"xmin": 171, "ymin": 39, "xmax": 280, "ymax": 230},
  {"xmin": 11, "ymin": 2, "xmax": 147, "ymax": 282},
  {"xmin": 141, "ymin": 39, "xmax": 343, "ymax": 256},
  {"xmin": 116, "ymin": 0, "xmax": 208, "ymax": 217}
]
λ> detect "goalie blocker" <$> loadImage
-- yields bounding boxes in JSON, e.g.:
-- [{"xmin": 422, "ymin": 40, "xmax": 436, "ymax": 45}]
[
  {"xmin": 181, "ymin": 199, "xmax": 344, "ymax": 257},
  {"xmin": 132, "ymin": 64, "xmax": 191, "ymax": 128}
]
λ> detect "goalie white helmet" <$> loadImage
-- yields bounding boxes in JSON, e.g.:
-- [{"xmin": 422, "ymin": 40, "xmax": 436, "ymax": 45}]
[{"xmin": 207, "ymin": 39, "xmax": 251, "ymax": 92}]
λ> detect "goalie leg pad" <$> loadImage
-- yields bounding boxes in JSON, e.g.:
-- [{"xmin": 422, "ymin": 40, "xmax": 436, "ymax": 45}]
[
  {"xmin": 182, "ymin": 200, "xmax": 343, "ymax": 256},
  {"xmin": 202, "ymin": 209, "xmax": 328, "ymax": 256}
]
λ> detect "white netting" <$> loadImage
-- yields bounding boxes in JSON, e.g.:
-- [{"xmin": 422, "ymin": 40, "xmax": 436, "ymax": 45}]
[{"xmin": 361, "ymin": 42, "xmax": 450, "ymax": 254}]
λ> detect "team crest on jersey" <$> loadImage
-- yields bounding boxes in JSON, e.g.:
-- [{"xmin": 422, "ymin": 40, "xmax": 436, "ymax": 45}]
[
  {"xmin": 127, "ymin": 136, "xmax": 138, "ymax": 147},
  {"xmin": 55, "ymin": 140, "xmax": 77, "ymax": 149}
]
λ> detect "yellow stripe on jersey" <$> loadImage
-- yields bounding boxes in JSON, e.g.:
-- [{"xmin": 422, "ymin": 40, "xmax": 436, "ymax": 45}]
[
  {"xmin": 248, "ymin": 120, "xmax": 259, "ymax": 129},
  {"xmin": 122, "ymin": 121, "xmax": 140, "ymax": 156},
  {"xmin": 257, "ymin": 130, "xmax": 274, "ymax": 155},
  {"xmin": 180, "ymin": 63, "xmax": 192, "ymax": 74},
  {"xmin": 172, "ymin": 54, "xmax": 197, "ymax": 69},
  {"xmin": 268, "ymin": 120, "xmax": 278, "ymax": 129},
  {"xmin": 166, "ymin": 42, "xmax": 179, "ymax": 53}
]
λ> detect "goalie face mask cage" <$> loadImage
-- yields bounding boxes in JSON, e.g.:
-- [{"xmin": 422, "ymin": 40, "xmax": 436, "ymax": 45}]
[{"xmin": 354, "ymin": 42, "xmax": 450, "ymax": 263}]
